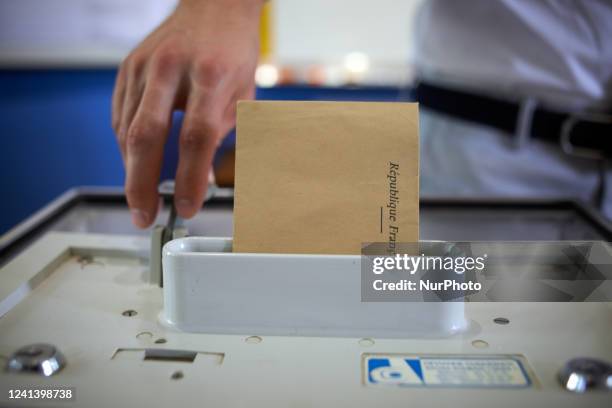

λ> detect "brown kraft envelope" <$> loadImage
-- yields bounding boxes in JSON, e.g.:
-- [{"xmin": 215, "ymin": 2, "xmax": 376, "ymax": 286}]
[{"xmin": 233, "ymin": 100, "xmax": 419, "ymax": 255}]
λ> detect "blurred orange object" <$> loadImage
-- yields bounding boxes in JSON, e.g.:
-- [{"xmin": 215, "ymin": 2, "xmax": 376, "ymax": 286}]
[{"xmin": 214, "ymin": 149, "xmax": 236, "ymax": 187}]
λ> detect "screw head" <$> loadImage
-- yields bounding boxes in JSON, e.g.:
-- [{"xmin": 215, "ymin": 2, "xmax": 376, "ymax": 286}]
[
  {"xmin": 5, "ymin": 344, "xmax": 66, "ymax": 376},
  {"xmin": 559, "ymin": 358, "xmax": 612, "ymax": 393}
]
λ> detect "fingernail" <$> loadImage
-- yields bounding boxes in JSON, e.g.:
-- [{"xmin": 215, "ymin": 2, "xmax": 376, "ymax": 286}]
[
  {"xmin": 131, "ymin": 209, "xmax": 149, "ymax": 227},
  {"xmin": 176, "ymin": 199, "xmax": 193, "ymax": 214}
]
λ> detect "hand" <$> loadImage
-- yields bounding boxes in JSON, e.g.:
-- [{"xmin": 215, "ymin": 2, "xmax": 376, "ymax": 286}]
[{"xmin": 112, "ymin": 0, "xmax": 263, "ymax": 228}]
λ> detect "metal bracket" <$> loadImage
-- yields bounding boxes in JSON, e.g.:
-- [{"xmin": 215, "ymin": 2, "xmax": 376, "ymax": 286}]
[
  {"xmin": 149, "ymin": 205, "xmax": 188, "ymax": 287},
  {"xmin": 149, "ymin": 176, "xmax": 217, "ymax": 287}
]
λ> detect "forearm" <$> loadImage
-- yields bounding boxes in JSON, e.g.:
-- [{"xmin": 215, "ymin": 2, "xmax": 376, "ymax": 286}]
[{"xmin": 177, "ymin": 0, "xmax": 266, "ymax": 17}]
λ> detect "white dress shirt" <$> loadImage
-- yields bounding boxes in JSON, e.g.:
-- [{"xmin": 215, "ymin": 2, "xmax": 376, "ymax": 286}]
[
  {"xmin": 413, "ymin": 0, "xmax": 612, "ymax": 111},
  {"xmin": 413, "ymin": 0, "xmax": 612, "ymax": 215}
]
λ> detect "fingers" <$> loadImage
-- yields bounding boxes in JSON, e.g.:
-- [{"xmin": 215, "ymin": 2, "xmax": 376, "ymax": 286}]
[
  {"xmin": 111, "ymin": 65, "xmax": 126, "ymax": 137},
  {"xmin": 114, "ymin": 44, "xmax": 252, "ymax": 224},
  {"xmin": 174, "ymin": 85, "xmax": 228, "ymax": 218},
  {"xmin": 124, "ymin": 55, "xmax": 181, "ymax": 228},
  {"xmin": 121, "ymin": 68, "xmax": 147, "ymax": 154},
  {"xmin": 222, "ymin": 83, "xmax": 255, "ymax": 130},
  {"xmin": 172, "ymin": 79, "xmax": 251, "ymax": 219}
]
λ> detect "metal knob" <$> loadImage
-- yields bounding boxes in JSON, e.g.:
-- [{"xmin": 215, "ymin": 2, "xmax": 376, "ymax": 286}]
[
  {"xmin": 559, "ymin": 357, "xmax": 612, "ymax": 393},
  {"xmin": 5, "ymin": 343, "xmax": 66, "ymax": 377}
]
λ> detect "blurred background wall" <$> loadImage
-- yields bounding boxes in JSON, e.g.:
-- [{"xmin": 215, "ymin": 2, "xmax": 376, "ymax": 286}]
[{"xmin": 0, "ymin": 0, "xmax": 422, "ymax": 234}]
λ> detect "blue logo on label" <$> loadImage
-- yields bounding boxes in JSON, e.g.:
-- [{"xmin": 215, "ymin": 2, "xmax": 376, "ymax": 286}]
[
  {"xmin": 368, "ymin": 357, "xmax": 424, "ymax": 385},
  {"xmin": 366, "ymin": 355, "xmax": 532, "ymax": 388}
]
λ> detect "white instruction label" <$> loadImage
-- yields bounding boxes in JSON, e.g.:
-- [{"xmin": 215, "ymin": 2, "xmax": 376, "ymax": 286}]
[{"xmin": 365, "ymin": 355, "xmax": 531, "ymax": 388}]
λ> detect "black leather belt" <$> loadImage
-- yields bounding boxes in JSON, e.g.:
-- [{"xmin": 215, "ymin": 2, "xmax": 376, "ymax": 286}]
[{"xmin": 415, "ymin": 82, "xmax": 612, "ymax": 159}]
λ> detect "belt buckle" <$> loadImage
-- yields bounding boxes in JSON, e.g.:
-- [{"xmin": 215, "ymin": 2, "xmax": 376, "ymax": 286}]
[{"xmin": 560, "ymin": 112, "xmax": 612, "ymax": 160}]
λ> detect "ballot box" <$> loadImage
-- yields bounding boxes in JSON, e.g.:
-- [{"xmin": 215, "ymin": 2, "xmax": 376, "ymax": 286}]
[{"xmin": 0, "ymin": 187, "xmax": 610, "ymax": 407}]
